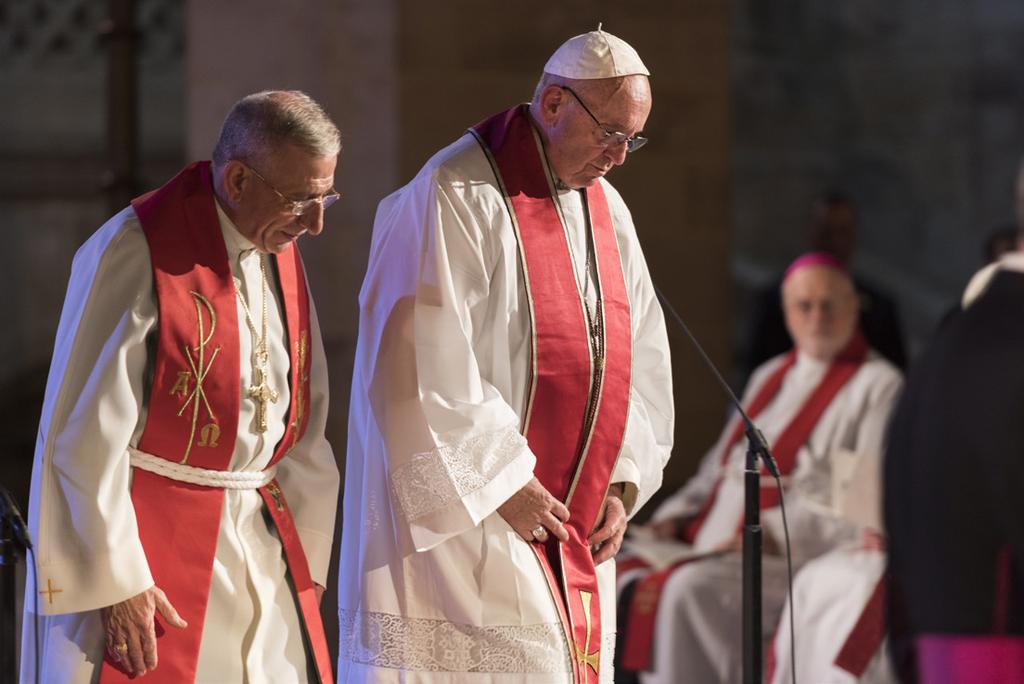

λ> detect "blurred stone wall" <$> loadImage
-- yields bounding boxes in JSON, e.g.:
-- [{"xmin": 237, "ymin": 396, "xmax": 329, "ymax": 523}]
[
  {"xmin": 731, "ymin": 0, "xmax": 1024, "ymax": 356},
  {"xmin": 0, "ymin": 0, "xmax": 184, "ymax": 512}
]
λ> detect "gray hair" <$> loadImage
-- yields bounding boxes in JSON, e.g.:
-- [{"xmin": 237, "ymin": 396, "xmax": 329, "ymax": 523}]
[
  {"xmin": 531, "ymin": 72, "xmax": 630, "ymax": 105},
  {"xmin": 212, "ymin": 90, "xmax": 341, "ymax": 168},
  {"xmin": 532, "ymin": 72, "xmax": 561, "ymax": 103}
]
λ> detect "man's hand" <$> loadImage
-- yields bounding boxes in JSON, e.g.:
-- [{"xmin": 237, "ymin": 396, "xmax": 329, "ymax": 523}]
[
  {"xmin": 101, "ymin": 585, "xmax": 187, "ymax": 676},
  {"xmin": 498, "ymin": 477, "xmax": 570, "ymax": 543},
  {"xmin": 588, "ymin": 486, "xmax": 628, "ymax": 565},
  {"xmin": 315, "ymin": 583, "xmax": 326, "ymax": 605}
]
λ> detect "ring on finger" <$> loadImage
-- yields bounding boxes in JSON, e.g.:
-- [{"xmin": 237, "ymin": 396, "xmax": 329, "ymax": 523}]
[
  {"xmin": 113, "ymin": 642, "xmax": 129, "ymax": 655},
  {"xmin": 530, "ymin": 525, "xmax": 547, "ymax": 540}
]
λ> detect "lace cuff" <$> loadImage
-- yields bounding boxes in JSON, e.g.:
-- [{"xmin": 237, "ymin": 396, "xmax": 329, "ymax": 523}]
[
  {"xmin": 339, "ymin": 609, "xmax": 571, "ymax": 673},
  {"xmin": 390, "ymin": 424, "xmax": 527, "ymax": 523}
]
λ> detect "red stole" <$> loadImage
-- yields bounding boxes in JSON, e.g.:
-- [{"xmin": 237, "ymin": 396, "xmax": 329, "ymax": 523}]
[
  {"xmin": 621, "ymin": 332, "xmax": 869, "ymax": 672},
  {"xmin": 834, "ymin": 574, "xmax": 888, "ymax": 676},
  {"xmin": 682, "ymin": 330, "xmax": 869, "ymax": 543},
  {"xmin": 472, "ymin": 106, "xmax": 632, "ymax": 683},
  {"xmin": 99, "ymin": 162, "xmax": 332, "ymax": 684}
]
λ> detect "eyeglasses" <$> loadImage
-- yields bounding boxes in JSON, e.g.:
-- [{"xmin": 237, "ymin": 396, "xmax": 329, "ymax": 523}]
[
  {"xmin": 244, "ymin": 164, "xmax": 340, "ymax": 216},
  {"xmin": 560, "ymin": 86, "xmax": 648, "ymax": 153}
]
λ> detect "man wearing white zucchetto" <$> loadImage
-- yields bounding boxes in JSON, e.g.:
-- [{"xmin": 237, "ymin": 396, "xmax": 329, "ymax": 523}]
[{"xmin": 339, "ymin": 27, "xmax": 673, "ymax": 683}]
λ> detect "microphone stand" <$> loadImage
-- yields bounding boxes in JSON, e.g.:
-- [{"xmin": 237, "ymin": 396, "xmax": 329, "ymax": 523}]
[
  {"xmin": 0, "ymin": 516, "xmax": 19, "ymax": 681},
  {"xmin": 654, "ymin": 286, "xmax": 778, "ymax": 684},
  {"xmin": 0, "ymin": 485, "xmax": 32, "ymax": 684}
]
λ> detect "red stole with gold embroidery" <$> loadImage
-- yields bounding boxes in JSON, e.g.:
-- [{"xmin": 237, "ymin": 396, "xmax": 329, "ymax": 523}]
[
  {"xmin": 98, "ymin": 161, "xmax": 332, "ymax": 684},
  {"xmin": 472, "ymin": 106, "xmax": 632, "ymax": 683}
]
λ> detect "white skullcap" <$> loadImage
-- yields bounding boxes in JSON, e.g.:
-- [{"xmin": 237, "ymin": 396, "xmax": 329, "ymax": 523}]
[{"xmin": 543, "ymin": 24, "xmax": 650, "ymax": 80}]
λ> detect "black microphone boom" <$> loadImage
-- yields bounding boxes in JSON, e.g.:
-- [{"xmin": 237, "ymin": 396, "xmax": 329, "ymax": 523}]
[
  {"xmin": 653, "ymin": 285, "xmax": 779, "ymax": 477},
  {"xmin": 653, "ymin": 284, "xmax": 779, "ymax": 684}
]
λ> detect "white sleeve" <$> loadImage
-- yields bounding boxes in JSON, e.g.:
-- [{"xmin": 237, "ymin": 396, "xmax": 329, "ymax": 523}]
[
  {"xmin": 366, "ymin": 172, "xmax": 535, "ymax": 553},
  {"xmin": 273, "ymin": 298, "xmax": 340, "ymax": 586},
  {"xmin": 29, "ymin": 210, "xmax": 155, "ymax": 615}
]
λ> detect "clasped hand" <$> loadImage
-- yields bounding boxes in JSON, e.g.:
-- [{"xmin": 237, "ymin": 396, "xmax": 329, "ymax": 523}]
[
  {"xmin": 497, "ymin": 478, "xmax": 627, "ymax": 565},
  {"xmin": 497, "ymin": 477, "xmax": 570, "ymax": 544}
]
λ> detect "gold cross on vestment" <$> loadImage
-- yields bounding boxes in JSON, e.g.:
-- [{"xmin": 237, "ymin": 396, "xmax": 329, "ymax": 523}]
[
  {"xmin": 39, "ymin": 578, "xmax": 63, "ymax": 604},
  {"xmin": 247, "ymin": 366, "xmax": 279, "ymax": 433},
  {"xmin": 575, "ymin": 590, "xmax": 600, "ymax": 682}
]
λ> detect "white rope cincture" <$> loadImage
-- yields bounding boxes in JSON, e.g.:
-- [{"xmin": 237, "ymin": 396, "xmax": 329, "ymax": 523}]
[{"xmin": 128, "ymin": 447, "xmax": 276, "ymax": 489}]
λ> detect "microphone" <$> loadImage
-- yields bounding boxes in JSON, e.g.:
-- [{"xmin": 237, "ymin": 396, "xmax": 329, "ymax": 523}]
[
  {"xmin": 653, "ymin": 285, "xmax": 780, "ymax": 478},
  {"xmin": 0, "ymin": 485, "xmax": 33, "ymax": 551}
]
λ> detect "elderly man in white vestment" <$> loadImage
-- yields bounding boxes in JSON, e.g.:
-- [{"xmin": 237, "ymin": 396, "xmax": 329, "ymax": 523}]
[
  {"xmin": 20, "ymin": 91, "xmax": 341, "ymax": 683},
  {"xmin": 617, "ymin": 253, "xmax": 902, "ymax": 683},
  {"xmin": 339, "ymin": 29, "xmax": 673, "ymax": 684}
]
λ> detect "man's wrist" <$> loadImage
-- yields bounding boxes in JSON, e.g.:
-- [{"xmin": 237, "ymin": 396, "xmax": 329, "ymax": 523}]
[{"xmin": 607, "ymin": 482, "xmax": 626, "ymax": 499}]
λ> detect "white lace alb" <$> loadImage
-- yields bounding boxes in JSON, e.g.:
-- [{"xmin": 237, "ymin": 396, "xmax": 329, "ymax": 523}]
[
  {"xmin": 389, "ymin": 424, "xmax": 526, "ymax": 522},
  {"xmin": 339, "ymin": 609, "xmax": 572, "ymax": 674}
]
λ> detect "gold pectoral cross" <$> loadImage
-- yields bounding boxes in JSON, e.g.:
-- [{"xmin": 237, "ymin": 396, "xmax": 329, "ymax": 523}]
[
  {"xmin": 575, "ymin": 590, "xmax": 600, "ymax": 682},
  {"xmin": 248, "ymin": 367, "xmax": 279, "ymax": 433}
]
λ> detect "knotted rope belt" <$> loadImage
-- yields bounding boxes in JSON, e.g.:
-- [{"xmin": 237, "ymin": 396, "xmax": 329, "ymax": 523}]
[{"xmin": 128, "ymin": 447, "xmax": 277, "ymax": 489}]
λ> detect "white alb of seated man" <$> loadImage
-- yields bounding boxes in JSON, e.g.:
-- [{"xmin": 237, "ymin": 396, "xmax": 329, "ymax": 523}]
[{"xmin": 618, "ymin": 253, "xmax": 903, "ymax": 684}]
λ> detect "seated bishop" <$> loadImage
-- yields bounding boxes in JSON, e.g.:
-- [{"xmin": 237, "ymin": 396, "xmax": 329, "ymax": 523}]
[{"xmin": 615, "ymin": 252, "xmax": 903, "ymax": 684}]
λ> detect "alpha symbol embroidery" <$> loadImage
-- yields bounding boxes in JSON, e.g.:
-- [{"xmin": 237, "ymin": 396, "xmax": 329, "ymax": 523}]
[{"xmin": 169, "ymin": 371, "xmax": 191, "ymax": 398}]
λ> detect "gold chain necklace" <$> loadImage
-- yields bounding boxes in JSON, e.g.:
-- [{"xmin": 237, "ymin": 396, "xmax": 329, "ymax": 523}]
[
  {"xmin": 234, "ymin": 254, "xmax": 279, "ymax": 433},
  {"xmin": 576, "ymin": 190, "xmax": 604, "ymax": 369}
]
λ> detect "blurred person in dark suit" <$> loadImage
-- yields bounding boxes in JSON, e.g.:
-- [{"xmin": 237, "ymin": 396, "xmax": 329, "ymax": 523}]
[{"xmin": 885, "ymin": 166, "xmax": 1024, "ymax": 683}]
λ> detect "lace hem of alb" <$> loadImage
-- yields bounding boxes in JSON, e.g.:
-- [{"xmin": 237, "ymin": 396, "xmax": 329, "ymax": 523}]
[
  {"xmin": 390, "ymin": 424, "xmax": 526, "ymax": 522},
  {"xmin": 339, "ymin": 609, "xmax": 572, "ymax": 673}
]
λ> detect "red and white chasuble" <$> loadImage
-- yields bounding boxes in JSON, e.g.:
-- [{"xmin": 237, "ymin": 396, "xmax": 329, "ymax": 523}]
[
  {"xmin": 472, "ymin": 106, "xmax": 633, "ymax": 683},
  {"xmin": 91, "ymin": 162, "xmax": 333, "ymax": 683}
]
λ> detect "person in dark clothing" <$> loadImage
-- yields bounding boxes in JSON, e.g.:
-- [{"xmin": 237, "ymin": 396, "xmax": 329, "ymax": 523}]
[
  {"xmin": 741, "ymin": 191, "xmax": 906, "ymax": 380},
  {"xmin": 885, "ymin": 253, "xmax": 1024, "ymax": 683},
  {"xmin": 982, "ymin": 223, "xmax": 1018, "ymax": 264}
]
